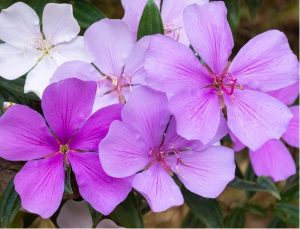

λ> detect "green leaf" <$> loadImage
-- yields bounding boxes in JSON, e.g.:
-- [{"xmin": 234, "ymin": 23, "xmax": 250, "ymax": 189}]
[
  {"xmin": 182, "ymin": 212, "xmax": 206, "ymax": 228},
  {"xmin": 229, "ymin": 177, "xmax": 281, "ymax": 199},
  {"xmin": 224, "ymin": 208, "xmax": 245, "ymax": 228},
  {"xmin": 244, "ymin": 0, "xmax": 262, "ymax": 19},
  {"xmin": 110, "ymin": 193, "xmax": 143, "ymax": 228},
  {"xmin": 64, "ymin": 166, "xmax": 73, "ymax": 195},
  {"xmin": 282, "ymin": 174, "xmax": 299, "ymax": 202},
  {"xmin": 88, "ymin": 204, "xmax": 102, "ymax": 227},
  {"xmin": 268, "ymin": 217, "xmax": 286, "ymax": 228},
  {"xmin": 0, "ymin": 177, "xmax": 21, "ymax": 228},
  {"xmin": 72, "ymin": 0, "xmax": 106, "ymax": 29},
  {"xmin": 0, "ymin": 77, "xmax": 40, "ymax": 101},
  {"xmin": 137, "ymin": 0, "xmax": 164, "ymax": 40},
  {"xmin": 25, "ymin": 0, "xmax": 53, "ymax": 18},
  {"xmin": 183, "ymin": 188, "xmax": 223, "ymax": 228},
  {"xmin": 244, "ymin": 204, "xmax": 266, "ymax": 217},
  {"xmin": 275, "ymin": 203, "xmax": 299, "ymax": 226},
  {"xmin": 224, "ymin": 0, "xmax": 240, "ymax": 31}
]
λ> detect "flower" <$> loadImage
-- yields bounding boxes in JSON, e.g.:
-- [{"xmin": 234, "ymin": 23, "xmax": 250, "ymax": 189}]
[
  {"xmin": 145, "ymin": 1, "xmax": 299, "ymax": 151},
  {"xmin": 234, "ymin": 84, "xmax": 299, "ymax": 181},
  {"xmin": 57, "ymin": 200, "xmax": 122, "ymax": 228},
  {"xmin": 51, "ymin": 19, "xmax": 148, "ymax": 111},
  {"xmin": 121, "ymin": 0, "xmax": 208, "ymax": 44},
  {"xmin": 99, "ymin": 86, "xmax": 235, "ymax": 212},
  {"xmin": 0, "ymin": 78, "xmax": 132, "ymax": 218},
  {"xmin": 0, "ymin": 2, "xmax": 90, "ymax": 97}
]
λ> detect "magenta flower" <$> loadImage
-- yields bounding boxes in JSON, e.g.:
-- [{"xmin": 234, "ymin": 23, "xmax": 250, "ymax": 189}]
[
  {"xmin": 51, "ymin": 19, "xmax": 148, "ymax": 111},
  {"xmin": 99, "ymin": 86, "xmax": 235, "ymax": 212},
  {"xmin": 0, "ymin": 78, "xmax": 131, "ymax": 218},
  {"xmin": 122, "ymin": 0, "xmax": 208, "ymax": 44},
  {"xmin": 145, "ymin": 1, "xmax": 299, "ymax": 150}
]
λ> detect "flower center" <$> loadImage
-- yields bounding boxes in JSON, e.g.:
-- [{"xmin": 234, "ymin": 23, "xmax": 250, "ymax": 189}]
[
  {"xmin": 60, "ymin": 144, "xmax": 69, "ymax": 154},
  {"xmin": 212, "ymin": 72, "xmax": 243, "ymax": 96},
  {"xmin": 164, "ymin": 24, "xmax": 182, "ymax": 41},
  {"xmin": 32, "ymin": 38, "xmax": 53, "ymax": 59}
]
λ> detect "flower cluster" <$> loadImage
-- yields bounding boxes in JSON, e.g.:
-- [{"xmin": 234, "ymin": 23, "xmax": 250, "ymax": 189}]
[{"xmin": 0, "ymin": 0, "xmax": 298, "ymax": 219}]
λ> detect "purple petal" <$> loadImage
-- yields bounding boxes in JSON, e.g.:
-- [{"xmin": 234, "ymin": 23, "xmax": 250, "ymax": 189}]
[
  {"xmin": 224, "ymin": 89, "xmax": 293, "ymax": 151},
  {"xmin": 132, "ymin": 163, "xmax": 184, "ymax": 212},
  {"xmin": 229, "ymin": 30, "xmax": 299, "ymax": 92},
  {"xmin": 122, "ymin": 86, "xmax": 170, "ymax": 148},
  {"xmin": 169, "ymin": 88, "xmax": 221, "ymax": 144},
  {"xmin": 99, "ymin": 120, "xmax": 151, "ymax": 178},
  {"xmin": 42, "ymin": 78, "xmax": 96, "ymax": 144},
  {"xmin": 169, "ymin": 146, "xmax": 235, "ymax": 198},
  {"xmin": 51, "ymin": 60, "xmax": 100, "ymax": 83},
  {"xmin": 183, "ymin": 2, "xmax": 233, "ymax": 74},
  {"xmin": 14, "ymin": 154, "xmax": 65, "ymax": 218},
  {"xmin": 68, "ymin": 152, "xmax": 132, "ymax": 215},
  {"xmin": 282, "ymin": 106, "xmax": 299, "ymax": 147},
  {"xmin": 249, "ymin": 139, "xmax": 296, "ymax": 182},
  {"xmin": 145, "ymin": 35, "xmax": 210, "ymax": 96},
  {"xmin": 124, "ymin": 36, "xmax": 150, "ymax": 85},
  {"xmin": 84, "ymin": 19, "xmax": 135, "ymax": 77},
  {"xmin": 0, "ymin": 105, "xmax": 58, "ymax": 161},
  {"xmin": 70, "ymin": 104, "xmax": 122, "ymax": 151},
  {"xmin": 268, "ymin": 82, "xmax": 299, "ymax": 106}
]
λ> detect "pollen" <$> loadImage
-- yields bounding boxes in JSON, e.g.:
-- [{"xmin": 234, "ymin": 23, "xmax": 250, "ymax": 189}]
[{"xmin": 60, "ymin": 144, "xmax": 69, "ymax": 154}]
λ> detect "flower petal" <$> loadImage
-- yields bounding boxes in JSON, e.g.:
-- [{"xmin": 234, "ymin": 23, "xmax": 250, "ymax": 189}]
[
  {"xmin": 183, "ymin": 2, "xmax": 233, "ymax": 74},
  {"xmin": 24, "ymin": 55, "xmax": 58, "ymax": 97},
  {"xmin": 57, "ymin": 200, "xmax": 93, "ymax": 228},
  {"xmin": 282, "ymin": 106, "xmax": 299, "ymax": 147},
  {"xmin": 170, "ymin": 146, "xmax": 235, "ymax": 198},
  {"xmin": 42, "ymin": 3, "xmax": 80, "ymax": 44},
  {"xmin": 70, "ymin": 104, "xmax": 123, "ymax": 151},
  {"xmin": 249, "ymin": 140, "xmax": 296, "ymax": 182},
  {"xmin": 145, "ymin": 35, "xmax": 210, "ymax": 97},
  {"xmin": 84, "ymin": 19, "xmax": 135, "ymax": 77},
  {"xmin": 122, "ymin": 86, "xmax": 170, "ymax": 148},
  {"xmin": 169, "ymin": 88, "xmax": 221, "ymax": 144},
  {"xmin": 0, "ymin": 105, "xmax": 58, "ymax": 161},
  {"xmin": 14, "ymin": 154, "xmax": 65, "ymax": 218},
  {"xmin": 133, "ymin": 163, "xmax": 184, "ymax": 212},
  {"xmin": 0, "ymin": 43, "xmax": 40, "ymax": 80},
  {"xmin": 42, "ymin": 78, "xmax": 96, "ymax": 144},
  {"xmin": 268, "ymin": 82, "xmax": 299, "ymax": 106},
  {"xmin": 229, "ymin": 30, "xmax": 299, "ymax": 92},
  {"xmin": 224, "ymin": 89, "xmax": 293, "ymax": 151},
  {"xmin": 0, "ymin": 2, "xmax": 41, "ymax": 48},
  {"xmin": 99, "ymin": 120, "xmax": 151, "ymax": 178},
  {"xmin": 68, "ymin": 152, "xmax": 132, "ymax": 215},
  {"xmin": 51, "ymin": 60, "xmax": 100, "ymax": 83},
  {"xmin": 52, "ymin": 36, "xmax": 91, "ymax": 65}
]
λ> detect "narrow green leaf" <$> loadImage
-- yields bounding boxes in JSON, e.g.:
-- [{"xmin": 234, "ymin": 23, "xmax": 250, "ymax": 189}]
[
  {"xmin": 182, "ymin": 212, "xmax": 206, "ymax": 228},
  {"xmin": 137, "ymin": 0, "xmax": 164, "ymax": 40},
  {"xmin": 268, "ymin": 217, "xmax": 286, "ymax": 228},
  {"xmin": 229, "ymin": 177, "xmax": 281, "ymax": 199},
  {"xmin": 72, "ymin": 0, "xmax": 106, "ymax": 29},
  {"xmin": 182, "ymin": 188, "xmax": 223, "ymax": 228},
  {"xmin": 224, "ymin": 208, "xmax": 245, "ymax": 228},
  {"xmin": 224, "ymin": 0, "xmax": 240, "ymax": 31},
  {"xmin": 0, "ymin": 177, "xmax": 21, "ymax": 227},
  {"xmin": 244, "ymin": 204, "xmax": 266, "ymax": 217},
  {"xmin": 64, "ymin": 166, "xmax": 73, "ymax": 195},
  {"xmin": 88, "ymin": 204, "xmax": 102, "ymax": 227},
  {"xmin": 110, "ymin": 193, "xmax": 143, "ymax": 228},
  {"xmin": 275, "ymin": 203, "xmax": 299, "ymax": 226},
  {"xmin": 244, "ymin": 0, "xmax": 262, "ymax": 19}
]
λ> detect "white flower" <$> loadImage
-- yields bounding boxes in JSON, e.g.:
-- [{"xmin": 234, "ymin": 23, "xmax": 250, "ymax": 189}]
[
  {"xmin": 57, "ymin": 200, "xmax": 122, "ymax": 228},
  {"xmin": 0, "ymin": 2, "xmax": 90, "ymax": 97}
]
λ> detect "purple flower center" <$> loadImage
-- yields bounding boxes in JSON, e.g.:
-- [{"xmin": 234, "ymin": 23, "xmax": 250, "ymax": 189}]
[
  {"xmin": 59, "ymin": 144, "xmax": 69, "ymax": 154},
  {"xmin": 212, "ymin": 72, "xmax": 243, "ymax": 96}
]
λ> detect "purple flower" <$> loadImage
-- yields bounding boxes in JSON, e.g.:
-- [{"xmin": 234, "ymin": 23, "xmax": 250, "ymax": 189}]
[
  {"xmin": 145, "ymin": 1, "xmax": 299, "ymax": 150},
  {"xmin": 0, "ymin": 78, "xmax": 131, "ymax": 218},
  {"xmin": 51, "ymin": 19, "xmax": 149, "ymax": 111},
  {"xmin": 232, "ymin": 84, "xmax": 299, "ymax": 181},
  {"xmin": 121, "ymin": 0, "xmax": 208, "ymax": 44},
  {"xmin": 99, "ymin": 86, "xmax": 235, "ymax": 212}
]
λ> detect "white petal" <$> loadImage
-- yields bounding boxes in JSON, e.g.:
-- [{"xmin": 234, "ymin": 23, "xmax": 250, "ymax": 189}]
[
  {"xmin": 51, "ymin": 36, "xmax": 91, "ymax": 65},
  {"xmin": 0, "ymin": 43, "xmax": 40, "ymax": 79},
  {"xmin": 57, "ymin": 200, "xmax": 93, "ymax": 228},
  {"xmin": 24, "ymin": 55, "xmax": 57, "ymax": 97},
  {"xmin": 0, "ymin": 2, "xmax": 42, "ymax": 48},
  {"xmin": 42, "ymin": 3, "xmax": 80, "ymax": 45}
]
